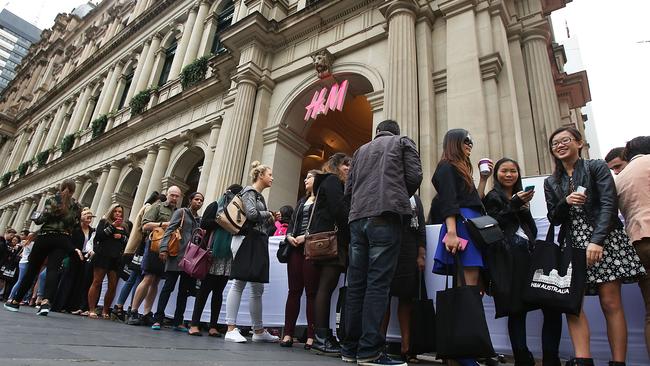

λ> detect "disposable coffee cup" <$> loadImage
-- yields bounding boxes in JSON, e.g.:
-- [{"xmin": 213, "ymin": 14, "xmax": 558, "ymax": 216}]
[{"xmin": 479, "ymin": 158, "xmax": 492, "ymax": 176}]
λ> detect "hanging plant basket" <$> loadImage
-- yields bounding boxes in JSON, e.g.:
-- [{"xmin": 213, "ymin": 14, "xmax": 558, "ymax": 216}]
[
  {"xmin": 180, "ymin": 56, "xmax": 209, "ymax": 90},
  {"xmin": 91, "ymin": 114, "xmax": 109, "ymax": 139},
  {"xmin": 17, "ymin": 162, "xmax": 29, "ymax": 177},
  {"xmin": 60, "ymin": 134, "xmax": 75, "ymax": 154},
  {"xmin": 129, "ymin": 89, "xmax": 152, "ymax": 115},
  {"xmin": 35, "ymin": 150, "xmax": 50, "ymax": 168},
  {"xmin": 1, "ymin": 172, "xmax": 12, "ymax": 186}
]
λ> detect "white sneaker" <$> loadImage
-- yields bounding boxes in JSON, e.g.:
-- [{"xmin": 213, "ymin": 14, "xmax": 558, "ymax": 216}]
[
  {"xmin": 224, "ymin": 328, "xmax": 247, "ymax": 343},
  {"xmin": 252, "ymin": 330, "xmax": 279, "ymax": 343}
]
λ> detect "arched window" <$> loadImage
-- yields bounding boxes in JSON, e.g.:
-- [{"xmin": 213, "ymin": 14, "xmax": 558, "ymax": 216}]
[
  {"xmin": 210, "ymin": 1, "xmax": 234, "ymax": 54},
  {"xmin": 158, "ymin": 40, "xmax": 177, "ymax": 86}
]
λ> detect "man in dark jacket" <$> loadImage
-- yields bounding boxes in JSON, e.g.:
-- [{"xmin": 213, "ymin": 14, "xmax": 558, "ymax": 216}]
[{"xmin": 341, "ymin": 119, "xmax": 422, "ymax": 366}]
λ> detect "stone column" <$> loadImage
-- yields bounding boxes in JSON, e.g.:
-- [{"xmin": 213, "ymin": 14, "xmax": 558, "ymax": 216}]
[
  {"xmin": 6, "ymin": 131, "xmax": 28, "ymax": 172},
  {"xmin": 440, "ymin": 0, "xmax": 490, "ymax": 162},
  {"xmin": 182, "ymin": 0, "xmax": 210, "ymax": 68},
  {"xmin": 91, "ymin": 73, "xmax": 111, "ymax": 121},
  {"xmin": 129, "ymin": 147, "xmax": 159, "ymax": 222},
  {"xmin": 110, "ymin": 74, "xmax": 128, "ymax": 111},
  {"xmin": 197, "ymin": 116, "xmax": 222, "ymax": 196},
  {"xmin": 0, "ymin": 207, "xmax": 14, "ymax": 232},
  {"xmin": 99, "ymin": 62, "xmax": 124, "ymax": 116},
  {"xmin": 382, "ymin": 0, "xmax": 420, "ymax": 142},
  {"xmin": 213, "ymin": 72, "xmax": 259, "ymax": 193},
  {"xmin": 90, "ymin": 165, "xmax": 111, "ymax": 215},
  {"xmin": 126, "ymin": 41, "xmax": 150, "ymax": 102},
  {"xmin": 73, "ymin": 176, "xmax": 85, "ymax": 201},
  {"xmin": 145, "ymin": 140, "xmax": 173, "ymax": 194},
  {"xmin": 24, "ymin": 122, "xmax": 46, "ymax": 161},
  {"xmin": 44, "ymin": 104, "xmax": 67, "ymax": 149},
  {"xmin": 67, "ymin": 84, "xmax": 93, "ymax": 134},
  {"xmin": 134, "ymin": 34, "xmax": 162, "ymax": 94},
  {"xmin": 169, "ymin": 7, "xmax": 198, "ymax": 79},
  {"xmin": 522, "ymin": 27, "xmax": 561, "ymax": 174},
  {"xmin": 415, "ymin": 13, "xmax": 437, "ymax": 213},
  {"xmin": 13, "ymin": 199, "xmax": 32, "ymax": 231},
  {"xmin": 147, "ymin": 48, "xmax": 166, "ymax": 87},
  {"xmin": 94, "ymin": 162, "xmax": 122, "ymax": 225}
]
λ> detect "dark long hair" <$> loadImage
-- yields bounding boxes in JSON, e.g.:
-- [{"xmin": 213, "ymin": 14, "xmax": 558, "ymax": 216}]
[
  {"xmin": 548, "ymin": 126, "xmax": 583, "ymax": 179},
  {"xmin": 439, "ymin": 129, "xmax": 473, "ymax": 191},
  {"xmin": 145, "ymin": 191, "xmax": 160, "ymax": 205},
  {"xmin": 492, "ymin": 158, "xmax": 523, "ymax": 200},
  {"xmin": 322, "ymin": 152, "xmax": 351, "ymax": 182}
]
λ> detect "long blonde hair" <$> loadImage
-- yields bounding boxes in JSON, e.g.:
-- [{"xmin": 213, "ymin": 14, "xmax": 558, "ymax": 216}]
[{"xmin": 249, "ymin": 161, "xmax": 271, "ymax": 183}]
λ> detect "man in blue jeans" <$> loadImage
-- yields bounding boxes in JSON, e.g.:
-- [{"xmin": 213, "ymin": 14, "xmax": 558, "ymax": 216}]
[{"xmin": 342, "ymin": 120, "xmax": 422, "ymax": 366}]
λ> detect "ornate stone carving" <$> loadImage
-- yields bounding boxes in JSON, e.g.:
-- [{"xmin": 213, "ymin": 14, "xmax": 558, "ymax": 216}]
[{"xmin": 311, "ymin": 49, "xmax": 334, "ymax": 79}]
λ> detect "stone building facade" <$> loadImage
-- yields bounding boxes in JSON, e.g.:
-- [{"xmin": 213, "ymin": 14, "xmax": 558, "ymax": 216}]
[{"xmin": 0, "ymin": 0, "xmax": 590, "ymax": 232}]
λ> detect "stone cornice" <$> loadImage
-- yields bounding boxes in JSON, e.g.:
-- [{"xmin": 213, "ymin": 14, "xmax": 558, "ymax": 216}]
[
  {"xmin": 220, "ymin": 12, "xmax": 281, "ymax": 54},
  {"xmin": 11, "ymin": 0, "xmax": 180, "ymax": 123},
  {"xmin": 479, "ymin": 53, "xmax": 503, "ymax": 81},
  {"xmin": 438, "ymin": 0, "xmax": 478, "ymax": 19},
  {"xmin": 262, "ymin": 124, "xmax": 310, "ymax": 157}
]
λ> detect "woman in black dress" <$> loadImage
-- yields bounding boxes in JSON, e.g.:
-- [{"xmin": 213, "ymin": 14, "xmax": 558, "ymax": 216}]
[
  {"xmin": 382, "ymin": 194, "xmax": 426, "ymax": 363},
  {"xmin": 87, "ymin": 204, "xmax": 129, "ymax": 319},
  {"xmin": 483, "ymin": 158, "xmax": 562, "ymax": 366}
]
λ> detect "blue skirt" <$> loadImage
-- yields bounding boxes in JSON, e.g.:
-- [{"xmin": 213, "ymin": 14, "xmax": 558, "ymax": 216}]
[{"xmin": 433, "ymin": 207, "xmax": 485, "ymax": 275}]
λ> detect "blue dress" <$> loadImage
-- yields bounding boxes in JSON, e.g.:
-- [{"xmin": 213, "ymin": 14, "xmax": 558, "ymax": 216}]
[{"xmin": 433, "ymin": 207, "xmax": 485, "ymax": 275}]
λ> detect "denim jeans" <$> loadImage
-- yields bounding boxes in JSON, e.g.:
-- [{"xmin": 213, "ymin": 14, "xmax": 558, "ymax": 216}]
[
  {"xmin": 9, "ymin": 262, "xmax": 29, "ymax": 300},
  {"xmin": 341, "ymin": 213, "xmax": 402, "ymax": 360},
  {"xmin": 117, "ymin": 269, "xmax": 142, "ymax": 306},
  {"xmin": 154, "ymin": 271, "xmax": 195, "ymax": 326}
]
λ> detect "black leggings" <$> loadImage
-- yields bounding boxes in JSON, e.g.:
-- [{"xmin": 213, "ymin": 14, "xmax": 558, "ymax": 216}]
[
  {"xmin": 508, "ymin": 308, "xmax": 562, "ymax": 357},
  {"xmin": 14, "ymin": 233, "xmax": 74, "ymax": 303},
  {"xmin": 315, "ymin": 265, "xmax": 343, "ymax": 328},
  {"xmin": 191, "ymin": 274, "xmax": 229, "ymax": 328}
]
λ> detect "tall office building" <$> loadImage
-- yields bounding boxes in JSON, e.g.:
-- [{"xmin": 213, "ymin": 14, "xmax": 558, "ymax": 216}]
[{"xmin": 0, "ymin": 9, "xmax": 42, "ymax": 93}]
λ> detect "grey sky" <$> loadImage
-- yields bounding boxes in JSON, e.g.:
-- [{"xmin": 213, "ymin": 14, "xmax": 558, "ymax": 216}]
[{"xmin": 2, "ymin": 0, "xmax": 649, "ymax": 156}]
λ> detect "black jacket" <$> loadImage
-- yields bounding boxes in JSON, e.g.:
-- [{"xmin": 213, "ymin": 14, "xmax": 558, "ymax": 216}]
[
  {"xmin": 483, "ymin": 190, "xmax": 537, "ymax": 244},
  {"xmin": 94, "ymin": 219, "xmax": 129, "ymax": 258},
  {"xmin": 71, "ymin": 226, "xmax": 95, "ymax": 252},
  {"xmin": 311, "ymin": 173, "xmax": 350, "ymax": 267},
  {"xmin": 432, "ymin": 161, "xmax": 483, "ymax": 219},
  {"xmin": 345, "ymin": 131, "xmax": 422, "ymax": 222},
  {"xmin": 544, "ymin": 159, "xmax": 622, "ymax": 246}
]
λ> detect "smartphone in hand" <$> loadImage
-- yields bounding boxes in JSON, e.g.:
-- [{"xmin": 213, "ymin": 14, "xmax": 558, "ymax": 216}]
[{"xmin": 524, "ymin": 185, "xmax": 535, "ymax": 192}]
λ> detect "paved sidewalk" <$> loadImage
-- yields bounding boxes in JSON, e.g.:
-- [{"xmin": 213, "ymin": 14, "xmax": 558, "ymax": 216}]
[{"xmin": 0, "ymin": 306, "xmax": 345, "ymax": 366}]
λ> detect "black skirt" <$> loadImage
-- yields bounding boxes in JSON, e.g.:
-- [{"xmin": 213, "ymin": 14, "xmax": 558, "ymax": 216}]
[{"xmin": 141, "ymin": 241, "xmax": 164, "ymax": 276}]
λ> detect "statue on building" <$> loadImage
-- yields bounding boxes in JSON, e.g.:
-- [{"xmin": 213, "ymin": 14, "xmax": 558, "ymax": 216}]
[{"xmin": 311, "ymin": 49, "xmax": 334, "ymax": 79}]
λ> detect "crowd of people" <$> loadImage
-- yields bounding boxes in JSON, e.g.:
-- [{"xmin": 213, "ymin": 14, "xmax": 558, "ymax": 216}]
[{"xmin": 0, "ymin": 120, "xmax": 648, "ymax": 366}]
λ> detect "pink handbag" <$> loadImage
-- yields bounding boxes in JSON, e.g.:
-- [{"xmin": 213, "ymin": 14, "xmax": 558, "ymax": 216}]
[{"xmin": 179, "ymin": 228, "xmax": 212, "ymax": 279}]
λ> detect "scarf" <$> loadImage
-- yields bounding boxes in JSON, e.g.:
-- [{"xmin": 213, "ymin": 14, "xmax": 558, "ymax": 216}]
[{"xmin": 210, "ymin": 196, "xmax": 233, "ymax": 259}]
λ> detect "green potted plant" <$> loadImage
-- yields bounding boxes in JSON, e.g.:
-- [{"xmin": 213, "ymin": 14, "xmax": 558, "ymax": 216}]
[
  {"xmin": 91, "ymin": 114, "xmax": 109, "ymax": 139},
  {"xmin": 180, "ymin": 56, "xmax": 210, "ymax": 90},
  {"xmin": 17, "ymin": 162, "xmax": 29, "ymax": 177},
  {"xmin": 1, "ymin": 172, "xmax": 12, "ymax": 186},
  {"xmin": 35, "ymin": 150, "xmax": 50, "ymax": 168},
  {"xmin": 60, "ymin": 134, "xmax": 75, "ymax": 153}
]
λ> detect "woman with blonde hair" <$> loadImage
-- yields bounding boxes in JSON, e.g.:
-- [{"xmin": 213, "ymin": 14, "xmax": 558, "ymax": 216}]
[
  {"xmin": 224, "ymin": 161, "xmax": 279, "ymax": 343},
  {"xmin": 87, "ymin": 203, "xmax": 129, "ymax": 319}
]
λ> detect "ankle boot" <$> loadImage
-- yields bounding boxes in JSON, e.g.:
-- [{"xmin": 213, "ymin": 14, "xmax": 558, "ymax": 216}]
[
  {"xmin": 514, "ymin": 350, "xmax": 535, "ymax": 366},
  {"xmin": 542, "ymin": 353, "xmax": 561, "ymax": 366},
  {"xmin": 566, "ymin": 358, "xmax": 595, "ymax": 366},
  {"xmin": 608, "ymin": 362, "xmax": 626, "ymax": 366},
  {"xmin": 312, "ymin": 328, "xmax": 341, "ymax": 356}
]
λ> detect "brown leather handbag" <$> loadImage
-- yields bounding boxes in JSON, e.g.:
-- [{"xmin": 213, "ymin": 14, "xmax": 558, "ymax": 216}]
[{"xmin": 304, "ymin": 189, "xmax": 338, "ymax": 261}]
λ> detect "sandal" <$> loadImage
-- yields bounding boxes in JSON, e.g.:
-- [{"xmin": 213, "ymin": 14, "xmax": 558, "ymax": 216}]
[
  {"xmin": 401, "ymin": 353, "xmax": 419, "ymax": 363},
  {"xmin": 102, "ymin": 313, "xmax": 110, "ymax": 319},
  {"xmin": 71, "ymin": 310, "xmax": 83, "ymax": 315},
  {"xmin": 88, "ymin": 312, "xmax": 99, "ymax": 319},
  {"xmin": 208, "ymin": 329, "xmax": 221, "ymax": 338}
]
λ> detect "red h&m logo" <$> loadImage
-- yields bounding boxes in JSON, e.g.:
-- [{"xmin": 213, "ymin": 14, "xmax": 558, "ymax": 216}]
[{"xmin": 304, "ymin": 80, "xmax": 349, "ymax": 121}]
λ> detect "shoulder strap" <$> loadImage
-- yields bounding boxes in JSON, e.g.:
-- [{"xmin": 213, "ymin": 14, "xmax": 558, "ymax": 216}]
[
  {"xmin": 305, "ymin": 188, "xmax": 320, "ymax": 235},
  {"xmin": 180, "ymin": 208, "xmax": 186, "ymax": 228}
]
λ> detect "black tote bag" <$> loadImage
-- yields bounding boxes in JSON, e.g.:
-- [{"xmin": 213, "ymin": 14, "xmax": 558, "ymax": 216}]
[
  {"xmin": 523, "ymin": 226, "xmax": 586, "ymax": 315},
  {"xmin": 229, "ymin": 230, "xmax": 270, "ymax": 283},
  {"xmin": 410, "ymin": 271, "xmax": 437, "ymax": 355},
  {"xmin": 435, "ymin": 255, "xmax": 495, "ymax": 360}
]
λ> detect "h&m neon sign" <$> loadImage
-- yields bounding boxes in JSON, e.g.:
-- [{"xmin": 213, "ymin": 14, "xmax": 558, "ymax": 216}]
[{"xmin": 304, "ymin": 80, "xmax": 349, "ymax": 121}]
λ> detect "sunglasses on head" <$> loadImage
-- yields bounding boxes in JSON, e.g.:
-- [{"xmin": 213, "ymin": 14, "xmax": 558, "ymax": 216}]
[{"xmin": 463, "ymin": 137, "xmax": 474, "ymax": 147}]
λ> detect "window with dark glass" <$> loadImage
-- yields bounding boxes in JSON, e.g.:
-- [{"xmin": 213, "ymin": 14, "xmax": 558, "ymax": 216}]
[
  {"xmin": 158, "ymin": 42, "xmax": 177, "ymax": 86},
  {"xmin": 117, "ymin": 72, "xmax": 133, "ymax": 110},
  {"xmin": 210, "ymin": 1, "xmax": 234, "ymax": 55}
]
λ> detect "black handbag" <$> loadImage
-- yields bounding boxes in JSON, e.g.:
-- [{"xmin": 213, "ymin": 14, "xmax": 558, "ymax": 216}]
[
  {"xmin": 276, "ymin": 238, "xmax": 291, "ymax": 263},
  {"xmin": 463, "ymin": 214, "xmax": 504, "ymax": 249},
  {"xmin": 230, "ymin": 230, "xmax": 270, "ymax": 283},
  {"xmin": 523, "ymin": 226, "xmax": 586, "ymax": 315},
  {"xmin": 410, "ymin": 271, "xmax": 436, "ymax": 355},
  {"xmin": 435, "ymin": 254, "xmax": 495, "ymax": 360}
]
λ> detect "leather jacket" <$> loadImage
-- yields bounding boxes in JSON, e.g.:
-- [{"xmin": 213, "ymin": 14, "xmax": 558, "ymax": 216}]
[{"xmin": 544, "ymin": 159, "xmax": 622, "ymax": 246}]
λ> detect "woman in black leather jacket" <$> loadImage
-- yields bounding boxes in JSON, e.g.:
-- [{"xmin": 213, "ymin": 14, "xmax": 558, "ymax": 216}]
[
  {"xmin": 310, "ymin": 153, "xmax": 351, "ymax": 356},
  {"xmin": 544, "ymin": 127, "xmax": 645, "ymax": 366},
  {"xmin": 484, "ymin": 158, "xmax": 561, "ymax": 366}
]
